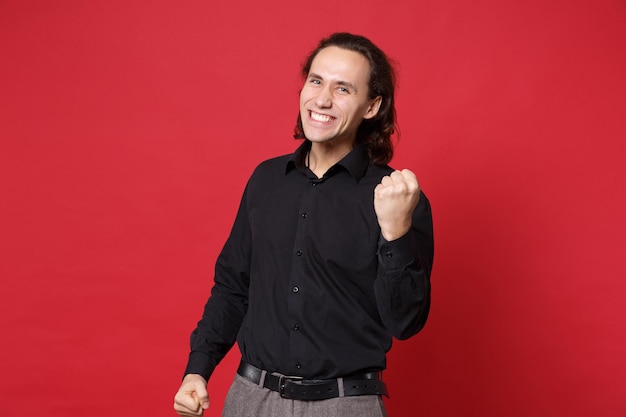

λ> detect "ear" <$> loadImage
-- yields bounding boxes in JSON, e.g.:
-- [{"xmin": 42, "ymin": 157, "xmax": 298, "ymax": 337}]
[{"xmin": 363, "ymin": 96, "xmax": 382, "ymax": 120}]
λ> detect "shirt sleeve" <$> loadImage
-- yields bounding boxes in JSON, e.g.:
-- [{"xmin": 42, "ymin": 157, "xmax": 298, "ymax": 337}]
[
  {"xmin": 374, "ymin": 193, "xmax": 434, "ymax": 340},
  {"xmin": 183, "ymin": 184, "xmax": 252, "ymax": 381}
]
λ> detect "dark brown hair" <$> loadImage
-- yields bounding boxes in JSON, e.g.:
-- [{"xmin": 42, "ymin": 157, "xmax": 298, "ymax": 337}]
[{"xmin": 294, "ymin": 32, "xmax": 398, "ymax": 165}]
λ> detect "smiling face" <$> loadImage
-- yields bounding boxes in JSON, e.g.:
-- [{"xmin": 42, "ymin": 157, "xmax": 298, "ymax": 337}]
[{"xmin": 299, "ymin": 46, "xmax": 381, "ymax": 150}]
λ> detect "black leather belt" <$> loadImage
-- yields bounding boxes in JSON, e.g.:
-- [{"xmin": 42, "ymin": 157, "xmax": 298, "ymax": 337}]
[{"xmin": 237, "ymin": 360, "xmax": 388, "ymax": 401}]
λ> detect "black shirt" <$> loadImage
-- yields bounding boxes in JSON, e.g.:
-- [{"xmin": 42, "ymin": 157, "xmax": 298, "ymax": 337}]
[{"xmin": 185, "ymin": 140, "xmax": 434, "ymax": 381}]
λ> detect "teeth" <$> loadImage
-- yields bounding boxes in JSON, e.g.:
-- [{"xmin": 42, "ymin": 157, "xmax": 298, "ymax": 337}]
[{"xmin": 310, "ymin": 112, "xmax": 333, "ymax": 123}]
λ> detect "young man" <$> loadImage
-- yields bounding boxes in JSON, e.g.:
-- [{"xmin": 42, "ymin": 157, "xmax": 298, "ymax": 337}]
[{"xmin": 174, "ymin": 33, "xmax": 434, "ymax": 417}]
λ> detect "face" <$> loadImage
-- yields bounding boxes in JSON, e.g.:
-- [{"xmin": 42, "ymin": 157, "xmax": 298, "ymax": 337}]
[{"xmin": 299, "ymin": 46, "xmax": 381, "ymax": 148}]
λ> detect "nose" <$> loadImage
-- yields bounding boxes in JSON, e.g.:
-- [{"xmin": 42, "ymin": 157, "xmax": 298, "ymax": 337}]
[{"xmin": 315, "ymin": 86, "xmax": 332, "ymax": 108}]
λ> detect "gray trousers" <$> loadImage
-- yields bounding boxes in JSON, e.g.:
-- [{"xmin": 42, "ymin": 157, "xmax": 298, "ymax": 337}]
[{"xmin": 222, "ymin": 374, "xmax": 388, "ymax": 417}]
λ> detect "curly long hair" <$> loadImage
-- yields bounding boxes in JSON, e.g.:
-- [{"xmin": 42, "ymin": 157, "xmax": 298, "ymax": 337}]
[{"xmin": 294, "ymin": 33, "xmax": 398, "ymax": 165}]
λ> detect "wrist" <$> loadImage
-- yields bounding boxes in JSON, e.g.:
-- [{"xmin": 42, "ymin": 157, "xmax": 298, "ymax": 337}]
[
  {"xmin": 182, "ymin": 373, "xmax": 207, "ymax": 385},
  {"xmin": 379, "ymin": 222, "xmax": 411, "ymax": 241}
]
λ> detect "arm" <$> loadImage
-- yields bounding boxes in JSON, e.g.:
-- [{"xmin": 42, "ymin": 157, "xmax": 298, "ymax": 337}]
[
  {"xmin": 373, "ymin": 169, "xmax": 434, "ymax": 339},
  {"xmin": 174, "ymin": 184, "xmax": 253, "ymax": 415}
]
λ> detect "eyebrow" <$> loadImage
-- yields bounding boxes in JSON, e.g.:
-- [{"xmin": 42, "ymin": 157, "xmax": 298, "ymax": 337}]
[{"xmin": 308, "ymin": 72, "xmax": 359, "ymax": 93}]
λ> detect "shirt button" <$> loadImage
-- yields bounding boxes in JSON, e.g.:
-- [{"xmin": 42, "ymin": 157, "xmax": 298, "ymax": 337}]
[
  {"xmin": 296, "ymin": 250, "xmax": 303, "ymax": 256},
  {"xmin": 296, "ymin": 362, "xmax": 302, "ymax": 369},
  {"xmin": 293, "ymin": 323, "xmax": 300, "ymax": 330},
  {"xmin": 385, "ymin": 251, "xmax": 393, "ymax": 258},
  {"xmin": 301, "ymin": 212, "xmax": 307, "ymax": 218},
  {"xmin": 292, "ymin": 286, "xmax": 299, "ymax": 293}
]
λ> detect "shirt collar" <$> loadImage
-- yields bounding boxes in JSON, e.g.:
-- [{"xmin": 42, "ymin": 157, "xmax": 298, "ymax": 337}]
[{"xmin": 286, "ymin": 140, "xmax": 370, "ymax": 182}]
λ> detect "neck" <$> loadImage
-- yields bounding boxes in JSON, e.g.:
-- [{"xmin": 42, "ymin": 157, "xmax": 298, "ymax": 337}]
[{"xmin": 307, "ymin": 140, "xmax": 354, "ymax": 178}]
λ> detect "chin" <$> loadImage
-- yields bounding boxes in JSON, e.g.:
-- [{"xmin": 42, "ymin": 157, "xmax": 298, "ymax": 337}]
[{"xmin": 305, "ymin": 135, "xmax": 334, "ymax": 144}]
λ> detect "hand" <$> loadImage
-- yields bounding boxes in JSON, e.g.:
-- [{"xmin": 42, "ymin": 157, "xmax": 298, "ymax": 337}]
[
  {"xmin": 173, "ymin": 374, "xmax": 209, "ymax": 416},
  {"xmin": 374, "ymin": 169, "xmax": 421, "ymax": 241}
]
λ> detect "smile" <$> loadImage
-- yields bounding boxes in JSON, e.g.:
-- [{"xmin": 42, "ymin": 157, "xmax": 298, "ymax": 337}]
[{"xmin": 310, "ymin": 111, "xmax": 334, "ymax": 123}]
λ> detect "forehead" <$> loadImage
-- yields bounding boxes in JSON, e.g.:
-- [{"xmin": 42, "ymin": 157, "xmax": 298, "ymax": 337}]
[{"xmin": 309, "ymin": 46, "xmax": 371, "ymax": 86}]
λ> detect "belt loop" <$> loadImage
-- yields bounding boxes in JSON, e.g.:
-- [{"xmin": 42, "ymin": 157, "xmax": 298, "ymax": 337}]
[
  {"xmin": 259, "ymin": 370, "xmax": 267, "ymax": 388},
  {"xmin": 337, "ymin": 377, "xmax": 345, "ymax": 398}
]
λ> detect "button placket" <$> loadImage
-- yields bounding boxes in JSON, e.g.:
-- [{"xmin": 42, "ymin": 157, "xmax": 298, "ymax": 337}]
[{"xmin": 287, "ymin": 175, "xmax": 318, "ymax": 370}]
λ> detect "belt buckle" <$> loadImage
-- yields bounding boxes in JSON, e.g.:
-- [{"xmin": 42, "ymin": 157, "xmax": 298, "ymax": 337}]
[{"xmin": 278, "ymin": 374, "xmax": 304, "ymax": 399}]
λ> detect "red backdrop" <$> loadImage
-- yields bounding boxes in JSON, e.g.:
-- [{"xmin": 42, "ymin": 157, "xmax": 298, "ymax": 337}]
[{"xmin": 1, "ymin": 1, "xmax": 625, "ymax": 416}]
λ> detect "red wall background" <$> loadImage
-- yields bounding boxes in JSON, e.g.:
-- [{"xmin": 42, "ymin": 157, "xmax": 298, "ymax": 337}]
[{"xmin": 1, "ymin": 1, "xmax": 625, "ymax": 416}]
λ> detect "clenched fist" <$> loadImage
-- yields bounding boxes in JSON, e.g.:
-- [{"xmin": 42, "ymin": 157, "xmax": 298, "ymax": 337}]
[
  {"xmin": 174, "ymin": 374, "xmax": 210, "ymax": 416},
  {"xmin": 374, "ymin": 169, "xmax": 421, "ymax": 241}
]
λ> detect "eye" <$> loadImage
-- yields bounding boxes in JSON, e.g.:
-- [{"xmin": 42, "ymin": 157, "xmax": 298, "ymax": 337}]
[
  {"xmin": 309, "ymin": 78, "xmax": 321, "ymax": 85},
  {"xmin": 337, "ymin": 86, "xmax": 350, "ymax": 94}
]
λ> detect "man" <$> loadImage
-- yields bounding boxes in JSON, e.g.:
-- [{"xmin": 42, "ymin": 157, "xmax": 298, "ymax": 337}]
[{"xmin": 174, "ymin": 32, "xmax": 434, "ymax": 417}]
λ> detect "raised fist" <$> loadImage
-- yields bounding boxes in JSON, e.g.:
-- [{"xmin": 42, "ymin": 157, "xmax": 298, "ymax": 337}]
[{"xmin": 374, "ymin": 169, "xmax": 421, "ymax": 241}]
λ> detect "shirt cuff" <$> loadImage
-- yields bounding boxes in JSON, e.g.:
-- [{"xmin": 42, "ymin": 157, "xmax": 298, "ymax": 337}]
[
  {"xmin": 184, "ymin": 351, "xmax": 218, "ymax": 381},
  {"xmin": 378, "ymin": 231, "xmax": 417, "ymax": 272}
]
